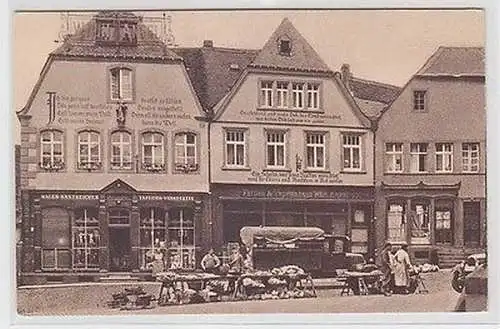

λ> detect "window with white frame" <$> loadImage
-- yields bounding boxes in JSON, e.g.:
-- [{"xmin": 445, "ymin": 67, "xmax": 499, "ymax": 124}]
[
  {"xmin": 276, "ymin": 81, "xmax": 289, "ymax": 108},
  {"xmin": 413, "ymin": 90, "xmax": 426, "ymax": 111},
  {"xmin": 292, "ymin": 83, "xmax": 304, "ymax": 109},
  {"xmin": 343, "ymin": 134, "xmax": 362, "ymax": 171},
  {"xmin": 40, "ymin": 130, "xmax": 64, "ymax": 170},
  {"xmin": 260, "ymin": 81, "xmax": 273, "ymax": 108},
  {"xmin": 225, "ymin": 130, "xmax": 246, "ymax": 167},
  {"xmin": 266, "ymin": 131, "xmax": 286, "ymax": 168},
  {"xmin": 410, "ymin": 143, "xmax": 428, "ymax": 173},
  {"xmin": 111, "ymin": 131, "xmax": 132, "ymax": 169},
  {"xmin": 385, "ymin": 143, "xmax": 403, "ymax": 173},
  {"xmin": 110, "ymin": 67, "xmax": 133, "ymax": 101},
  {"xmin": 175, "ymin": 132, "xmax": 198, "ymax": 171},
  {"xmin": 306, "ymin": 132, "xmax": 325, "ymax": 169},
  {"xmin": 306, "ymin": 83, "xmax": 320, "ymax": 109},
  {"xmin": 78, "ymin": 131, "xmax": 100, "ymax": 170},
  {"xmin": 142, "ymin": 132, "xmax": 164, "ymax": 171},
  {"xmin": 436, "ymin": 143, "xmax": 453, "ymax": 172},
  {"xmin": 462, "ymin": 143, "xmax": 479, "ymax": 173}
]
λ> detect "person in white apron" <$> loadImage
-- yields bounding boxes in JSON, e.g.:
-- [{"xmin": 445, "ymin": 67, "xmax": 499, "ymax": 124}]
[{"xmin": 393, "ymin": 243, "xmax": 412, "ymax": 294}]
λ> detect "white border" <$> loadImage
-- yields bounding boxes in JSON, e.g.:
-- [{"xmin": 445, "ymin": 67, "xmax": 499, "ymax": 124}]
[{"xmin": 4, "ymin": 0, "xmax": 500, "ymax": 328}]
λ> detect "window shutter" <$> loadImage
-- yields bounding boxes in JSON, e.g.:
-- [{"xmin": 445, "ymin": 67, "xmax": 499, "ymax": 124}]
[{"xmin": 121, "ymin": 69, "xmax": 133, "ymax": 100}]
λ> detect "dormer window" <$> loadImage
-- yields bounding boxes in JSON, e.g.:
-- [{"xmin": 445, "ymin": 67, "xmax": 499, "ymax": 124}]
[
  {"xmin": 278, "ymin": 37, "xmax": 292, "ymax": 56},
  {"xmin": 96, "ymin": 17, "xmax": 137, "ymax": 45}
]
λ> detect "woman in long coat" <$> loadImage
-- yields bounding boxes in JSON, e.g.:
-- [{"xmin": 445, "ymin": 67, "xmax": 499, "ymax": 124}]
[{"xmin": 393, "ymin": 244, "xmax": 412, "ymax": 294}]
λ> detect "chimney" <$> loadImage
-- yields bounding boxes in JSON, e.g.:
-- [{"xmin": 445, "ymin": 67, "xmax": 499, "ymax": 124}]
[
  {"xmin": 341, "ymin": 64, "xmax": 351, "ymax": 91},
  {"xmin": 203, "ymin": 40, "xmax": 214, "ymax": 48}
]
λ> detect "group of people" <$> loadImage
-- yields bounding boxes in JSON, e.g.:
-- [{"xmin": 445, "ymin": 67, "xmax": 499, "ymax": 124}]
[
  {"xmin": 379, "ymin": 241, "xmax": 413, "ymax": 296},
  {"xmin": 200, "ymin": 246, "xmax": 252, "ymax": 274}
]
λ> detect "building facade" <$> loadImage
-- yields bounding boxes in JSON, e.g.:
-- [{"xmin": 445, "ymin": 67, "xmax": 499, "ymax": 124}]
[
  {"xmin": 17, "ymin": 12, "xmax": 210, "ymax": 284},
  {"xmin": 202, "ymin": 19, "xmax": 377, "ymax": 256},
  {"xmin": 374, "ymin": 47, "xmax": 486, "ymax": 264}
]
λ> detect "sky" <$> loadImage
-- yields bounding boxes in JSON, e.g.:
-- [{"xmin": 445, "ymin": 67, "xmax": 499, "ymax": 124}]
[{"xmin": 12, "ymin": 9, "xmax": 485, "ymax": 142}]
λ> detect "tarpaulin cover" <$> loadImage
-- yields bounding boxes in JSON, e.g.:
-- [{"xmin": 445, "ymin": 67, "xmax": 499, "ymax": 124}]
[{"xmin": 239, "ymin": 226, "xmax": 325, "ymax": 247}]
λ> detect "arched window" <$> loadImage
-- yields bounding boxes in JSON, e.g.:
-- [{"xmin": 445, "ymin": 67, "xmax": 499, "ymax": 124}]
[
  {"xmin": 174, "ymin": 132, "xmax": 198, "ymax": 171},
  {"xmin": 40, "ymin": 130, "xmax": 64, "ymax": 170},
  {"xmin": 110, "ymin": 67, "xmax": 133, "ymax": 101},
  {"xmin": 142, "ymin": 132, "xmax": 164, "ymax": 171},
  {"xmin": 78, "ymin": 131, "xmax": 101, "ymax": 170},
  {"xmin": 111, "ymin": 131, "xmax": 132, "ymax": 169}
]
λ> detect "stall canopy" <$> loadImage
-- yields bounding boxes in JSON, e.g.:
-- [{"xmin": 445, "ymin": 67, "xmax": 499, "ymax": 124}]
[{"xmin": 240, "ymin": 226, "xmax": 325, "ymax": 247}]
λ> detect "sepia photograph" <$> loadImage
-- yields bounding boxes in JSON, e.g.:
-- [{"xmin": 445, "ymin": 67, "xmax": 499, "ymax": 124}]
[{"xmin": 12, "ymin": 7, "xmax": 489, "ymax": 320}]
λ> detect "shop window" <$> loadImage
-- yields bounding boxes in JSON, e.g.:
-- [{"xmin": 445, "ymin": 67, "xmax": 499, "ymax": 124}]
[
  {"xmin": 110, "ymin": 67, "xmax": 133, "ymax": 101},
  {"xmin": 41, "ymin": 208, "xmax": 71, "ymax": 269},
  {"xmin": 260, "ymin": 81, "xmax": 274, "ymax": 108},
  {"xmin": 40, "ymin": 130, "xmax": 64, "ymax": 171},
  {"xmin": 410, "ymin": 143, "xmax": 428, "ymax": 173},
  {"xmin": 435, "ymin": 199, "xmax": 454, "ymax": 244},
  {"xmin": 174, "ymin": 132, "xmax": 198, "ymax": 172},
  {"xmin": 225, "ymin": 130, "xmax": 246, "ymax": 167},
  {"xmin": 342, "ymin": 134, "xmax": 362, "ymax": 171},
  {"xmin": 139, "ymin": 207, "xmax": 166, "ymax": 270},
  {"xmin": 306, "ymin": 83, "xmax": 320, "ymax": 109},
  {"xmin": 410, "ymin": 200, "xmax": 431, "ymax": 244},
  {"xmin": 292, "ymin": 83, "xmax": 304, "ymax": 109},
  {"xmin": 167, "ymin": 208, "xmax": 195, "ymax": 270},
  {"xmin": 352, "ymin": 207, "xmax": 369, "ymax": 226},
  {"xmin": 77, "ymin": 131, "xmax": 101, "ymax": 171},
  {"xmin": 110, "ymin": 131, "xmax": 132, "ymax": 169},
  {"xmin": 276, "ymin": 81, "xmax": 289, "ymax": 108},
  {"xmin": 436, "ymin": 143, "xmax": 453, "ymax": 173},
  {"xmin": 385, "ymin": 143, "xmax": 403, "ymax": 173},
  {"xmin": 142, "ymin": 132, "xmax": 165, "ymax": 172},
  {"xmin": 462, "ymin": 143, "xmax": 480, "ymax": 173},
  {"xmin": 387, "ymin": 202, "xmax": 406, "ymax": 241},
  {"xmin": 223, "ymin": 202, "xmax": 262, "ymax": 243},
  {"xmin": 306, "ymin": 132, "xmax": 326, "ymax": 170},
  {"xmin": 72, "ymin": 208, "xmax": 100, "ymax": 269},
  {"xmin": 413, "ymin": 90, "xmax": 426, "ymax": 111},
  {"xmin": 266, "ymin": 131, "xmax": 286, "ymax": 168}
]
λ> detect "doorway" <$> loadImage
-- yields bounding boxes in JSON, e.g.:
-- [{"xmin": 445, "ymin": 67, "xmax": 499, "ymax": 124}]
[
  {"xmin": 109, "ymin": 227, "xmax": 131, "ymax": 272},
  {"xmin": 463, "ymin": 201, "xmax": 481, "ymax": 247}
]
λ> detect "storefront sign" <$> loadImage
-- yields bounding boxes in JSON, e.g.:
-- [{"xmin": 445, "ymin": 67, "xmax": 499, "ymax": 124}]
[
  {"xmin": 239, "ymin": 189, "xmax": 372, "ymax": 200},
  {"xmin": 247, "ymin": 170, "xmax": 342, "ymax": 184},
  {"xmin": 239, "ymin": 110, "xmax": 341, "ymax": 125},
  {"xmin": 138, "ymin": 195, "xmax": 195, "ymax": 201},
  {"xmin": 40, "ymin": 194, "xmax": 99, "ymax": 200}
]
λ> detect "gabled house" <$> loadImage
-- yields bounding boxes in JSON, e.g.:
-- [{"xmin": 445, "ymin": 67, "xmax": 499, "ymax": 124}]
[
  {"xmin": 16, "ymin": 11, "xmax": 210, "ymax": 284},
  {"xmin": 373, "ymin": 47, "xmax": 485, "ymax": 265},
  {"xmin": 179, "ymin": 18, "xmax": 378, "ymax": 256}
]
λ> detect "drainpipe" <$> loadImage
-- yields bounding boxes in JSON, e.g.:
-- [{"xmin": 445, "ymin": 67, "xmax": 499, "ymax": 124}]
[
  {"xmin": 370, "ymin": 117, "xmax": 378, "ymax": 259},
  {"xmin": 207, "ymin": 109, "xmax": 213, "ymax": 249}
]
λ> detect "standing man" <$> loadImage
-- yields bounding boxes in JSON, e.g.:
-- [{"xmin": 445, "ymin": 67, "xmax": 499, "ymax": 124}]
[
  {"xmin": 201, "ymin": 248, "xmax": 221, "ymax": 274},
  {"xmin": 393, "ymin": 243, "xmax": 412, "ymax": 294},
  {"xmin": 380, "ymin": 241, "xmax": 394, "ymax": 296}
]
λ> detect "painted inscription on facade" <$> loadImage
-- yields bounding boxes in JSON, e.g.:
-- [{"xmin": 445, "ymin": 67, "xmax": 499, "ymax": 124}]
[
  {"xmin": 240, "ymin": 110, "xmax": 341, "ymax": 124},
  {"xmin": 247, "ymin": 170, "xmax": 343, "ymax": 184}
]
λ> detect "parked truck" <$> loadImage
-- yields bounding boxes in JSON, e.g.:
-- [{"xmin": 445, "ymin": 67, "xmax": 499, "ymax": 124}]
[{"xmin": 239, "ymin": 226, "xmax": 366, "ymax": 277}]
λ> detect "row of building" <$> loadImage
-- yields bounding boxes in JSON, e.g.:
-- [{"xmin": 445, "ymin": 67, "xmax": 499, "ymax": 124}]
[{"xmin": 16, "ymin": 12, "xmax": 485, "ymax": 284}]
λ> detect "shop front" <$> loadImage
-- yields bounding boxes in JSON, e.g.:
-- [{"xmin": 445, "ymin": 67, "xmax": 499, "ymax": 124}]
[
  {"xmin": 379, "ymin": 181, "xmax": 463, "ymax": 261},
  {"xmin": 20, "ymin": 179, "xmax": 208, "ymax": 285},
  {"xmin": 211, "ymin": 184, "xmax": 374, "ymax": 257}
]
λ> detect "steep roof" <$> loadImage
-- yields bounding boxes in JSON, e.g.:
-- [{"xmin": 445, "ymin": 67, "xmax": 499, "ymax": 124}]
[
  {"xmin": 51, "ymin": 12, "xmax": 182, "ymax": 61},
  {"xmin": 249, "ymin": 18, "xmax": 332, "ymax": 73},
  {"xmin": 173, "ymin": 46, "xmax": 259, "ymax": 112},
  {"xmin": 348, "ymin": 77, "xmax": 401, "ymax": 119},
  {"xmin": 416, "ymin": 46, "xmax": 485, "ymax": 77}
]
